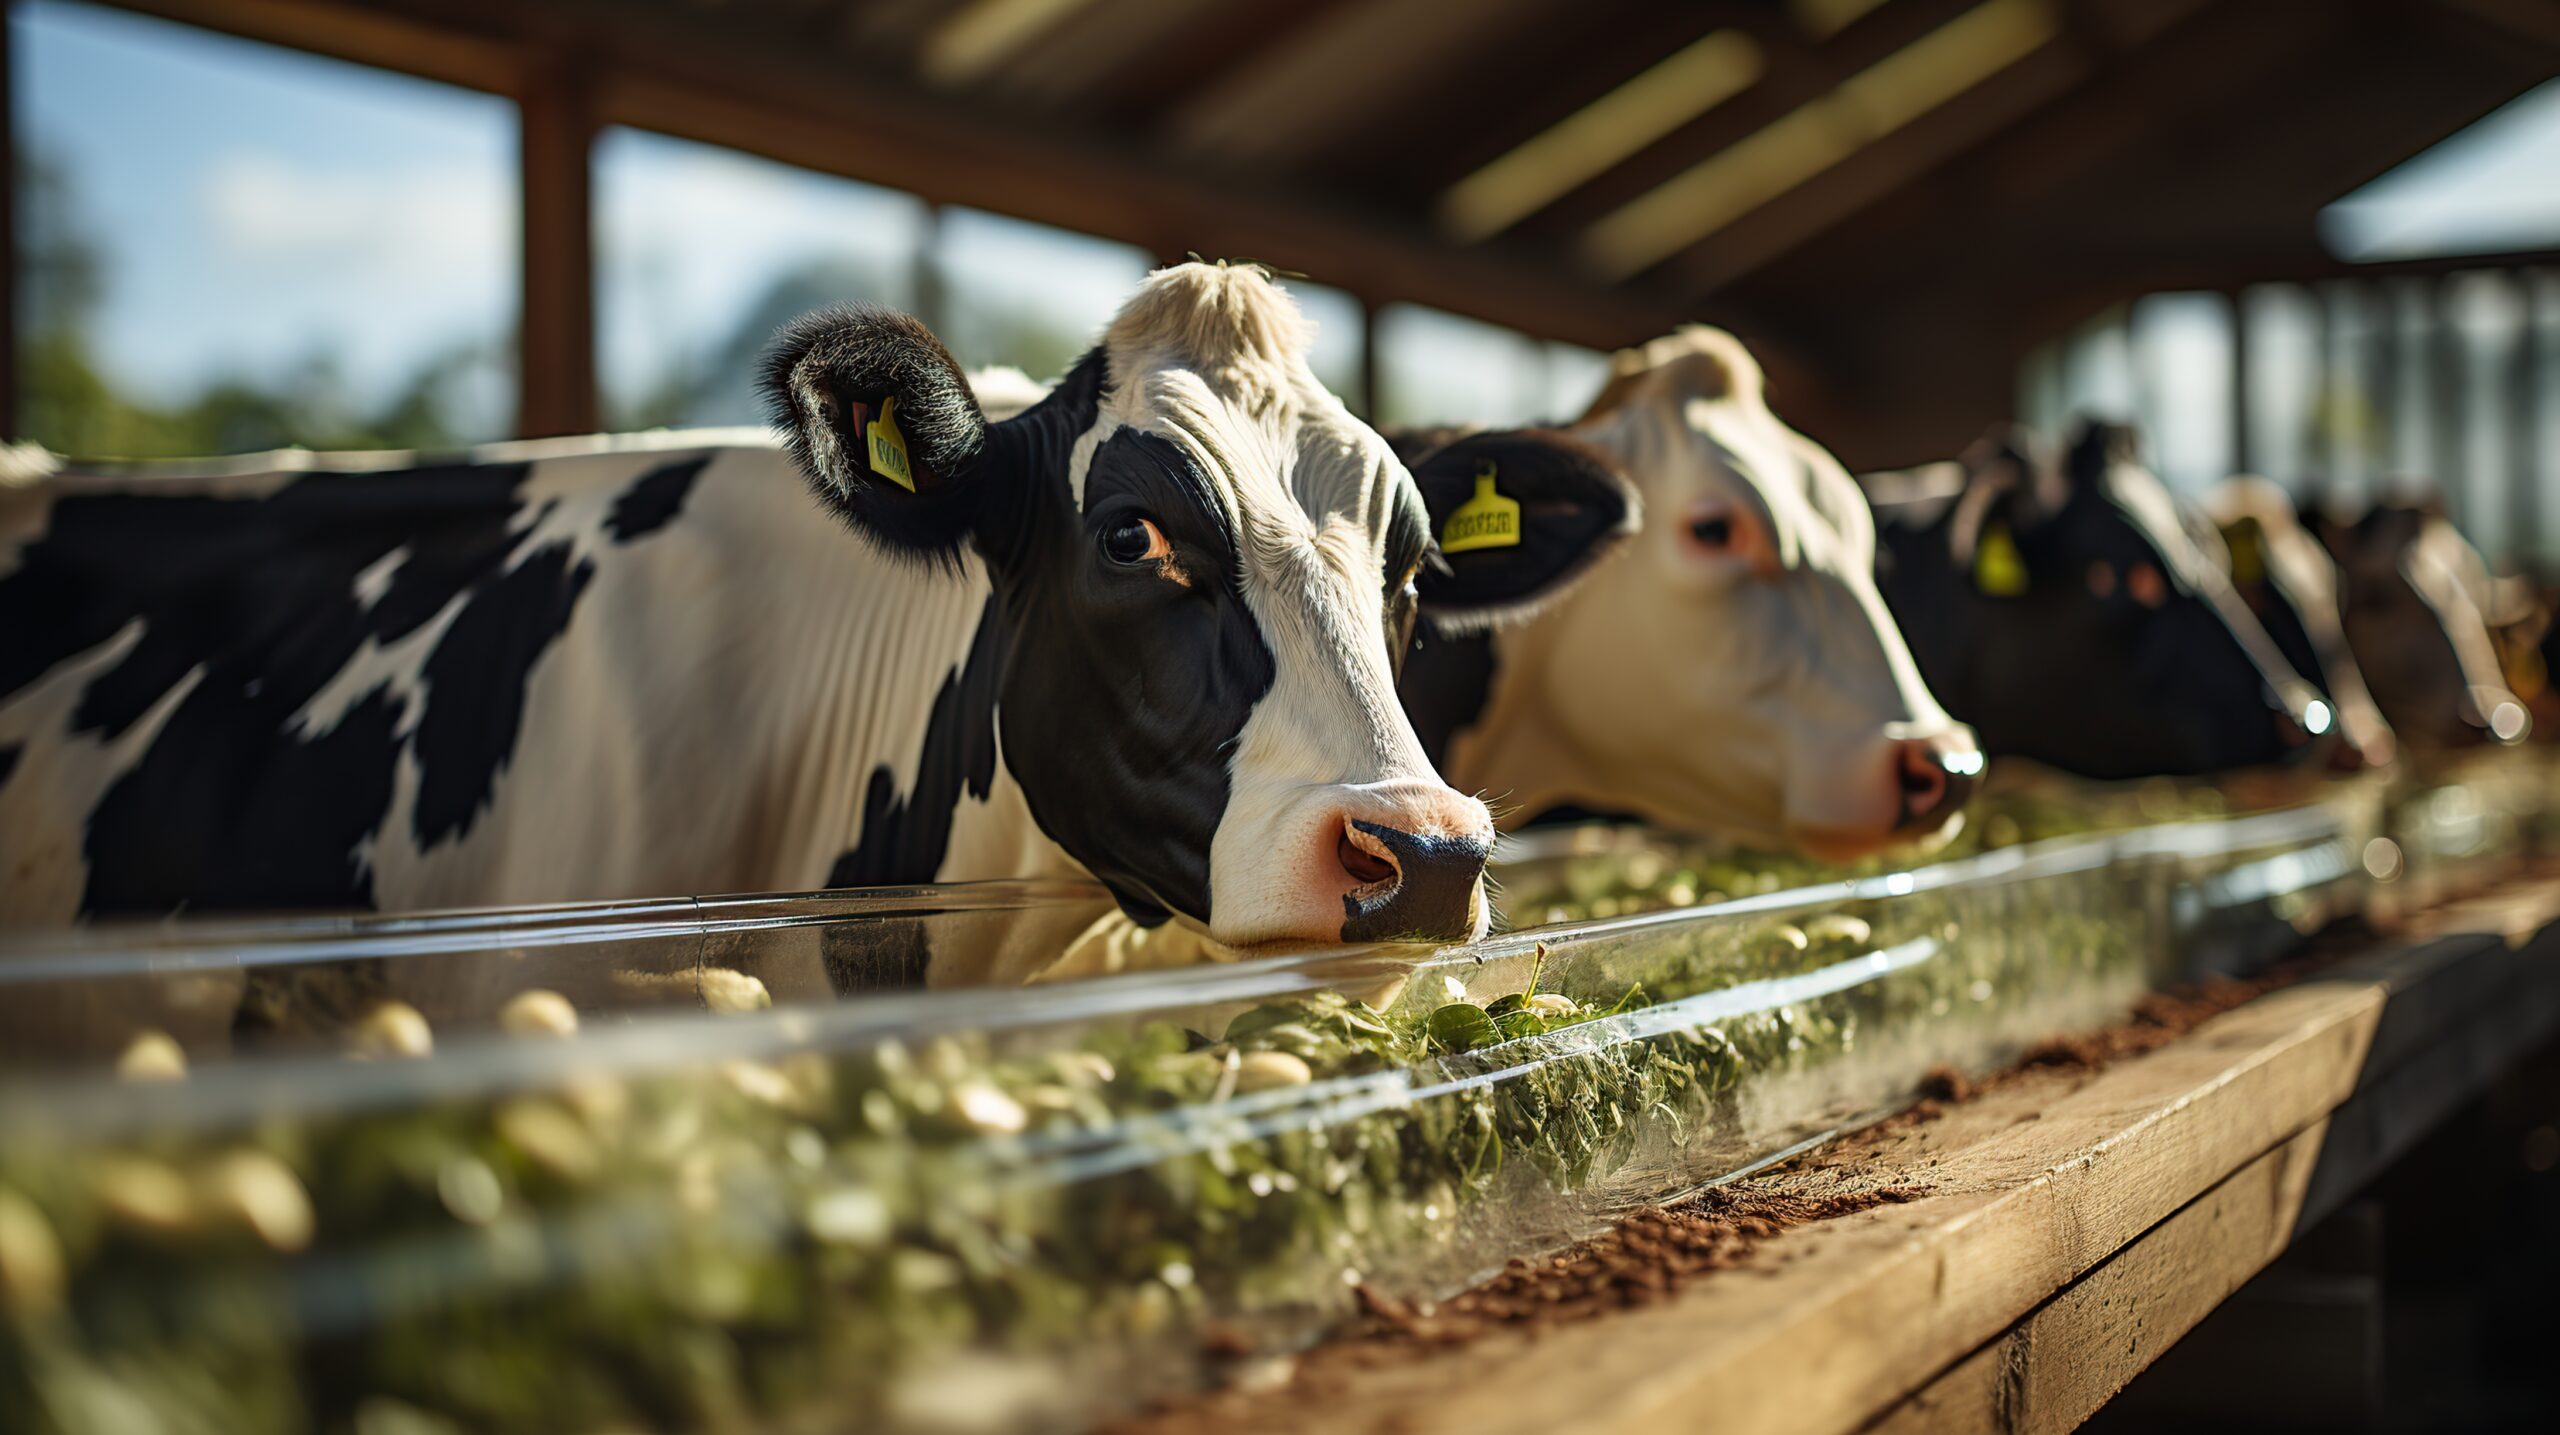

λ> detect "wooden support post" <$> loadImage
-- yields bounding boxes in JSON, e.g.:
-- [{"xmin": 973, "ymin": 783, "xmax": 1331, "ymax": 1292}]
[
  {"xmin": 1357, "ymin": 296, "xmax": 1381, "ymax": 424},
  {"xmin": 2229, "ymin": 287, "xmax": 2254, "ymax": 476},
  {"xmin": 2511, "ymin": 280, "xmax": 2543, "ymax": 571},
  {"xmin": 2433, "ymin": 275, "xmax": 2469, "ymax": 525},
  {"xmin": 517, "ymin": 55, "xmax": 598, "ymax": 438},
  {"xmin": 2371, "ymin": 280, "xmax": 2401, "ymax": 483},
  {"xmin": 911, "ymin": 202, "xmax": 945, "ymax": 336},
  {"xmin": 2309, "ymin": 282, "xmax": 2336, "ymax": 480},
  {"xmin": 2, "ymin": 3, "xmax": 17, "ymax": 442}
]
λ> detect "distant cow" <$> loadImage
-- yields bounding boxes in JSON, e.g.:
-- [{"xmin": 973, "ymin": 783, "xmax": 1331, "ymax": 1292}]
[
  {"xmin": 1390, "ymin": 328, "xmax": 1981, "ymax": 861},
  {"xmin": 1866, "ymin": 423, "xmax": 2325, "ymax": 780},
  {"xmin": 2201, "ymin": 476, "xmax": 2395, "ymax": 769},
  {"xmin": 2307, "ymin": 492, "xmax": 2529, "ymax": 750},
  {"xmin": 0, "ymin": 264, "xmax": 1604, "ymax": 982}
]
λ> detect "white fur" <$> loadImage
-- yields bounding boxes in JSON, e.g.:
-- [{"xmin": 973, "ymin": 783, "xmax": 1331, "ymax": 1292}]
[{"xmin": 1453, "ymin": 327, "xmax": 1974, "ymax": 855}]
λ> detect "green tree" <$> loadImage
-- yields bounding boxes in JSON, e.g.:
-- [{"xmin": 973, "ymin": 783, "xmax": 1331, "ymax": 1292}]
[{"xmin": 13, "ymin": 143, "xmax": 484, "ymax": 460}]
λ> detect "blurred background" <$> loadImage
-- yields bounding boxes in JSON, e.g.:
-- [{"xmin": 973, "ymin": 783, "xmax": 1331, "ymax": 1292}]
[{"xmin": 3, "ymin": 0, "xmax": 2556, "ymax": 560}]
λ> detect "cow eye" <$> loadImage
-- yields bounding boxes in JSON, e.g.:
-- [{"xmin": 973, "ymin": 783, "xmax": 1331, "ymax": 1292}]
[
  {"xmin": 1689, "ymin": 515, "xmax": 1734, "ymax": 549},
  {"xmin": 2086, "ymin": 562, "xmax": 2117, "ymax": 599},
  {"xmin": 1101, "ymin": 517, "xmax": 1171, "ymax": 566},
  {"xmin": 2128, "ymin": 562, "xmax": 2168, "ymax": 608}
]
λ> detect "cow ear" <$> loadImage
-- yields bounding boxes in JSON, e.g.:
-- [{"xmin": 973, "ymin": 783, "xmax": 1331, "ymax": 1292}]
[
  {"xmin": 762, "ymin": 304, "xmax": 992, "ymax": 562},
  {"xmin": 1948, "ymin": 433, "xmax": 2048, "ymax": 599},
  {"xmin": 1396, "ymin": 428, "xmax": 1638, "ymax": 628}
]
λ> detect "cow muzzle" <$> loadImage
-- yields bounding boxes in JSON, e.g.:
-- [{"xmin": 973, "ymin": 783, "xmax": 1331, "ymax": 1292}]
[
  {"xmin": 1789, "ymin": 728, "xmax": 1984, "ymax": 862},
  {"xmin": 1893, "ymin": 733, "xmax": 1984, "ymax": 835},
  {"xmin": 1208, "ymin": 780, "xmax": 1495, "ymax": 949}
]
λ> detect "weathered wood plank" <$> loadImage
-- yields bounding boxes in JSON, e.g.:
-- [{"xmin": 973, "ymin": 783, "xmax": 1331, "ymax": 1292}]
[
  {"xmin": 1867, "ymin": 1123, "xmax": 2331, "ymax": 1435},
  {"xmin": 1259, "ymin": 879, "xmax": 2560, "ymax": 1435},
  {"xmin": 1868, "ymin": 910, "xmax": 2560, "ymax": 1435}
]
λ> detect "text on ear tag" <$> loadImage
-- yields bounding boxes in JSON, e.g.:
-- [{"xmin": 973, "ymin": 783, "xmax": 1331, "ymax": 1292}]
[
  {"xmin": 867, "ymin": 395, "xmax": 915, "ymax": 491},
  {"xmin": 1973, "ymin": 520, "xmax": 2028, "ymax": 596},
  {"xmin": 1441, "ymin": 462, "xmax": 1522, "ymax": 554}
]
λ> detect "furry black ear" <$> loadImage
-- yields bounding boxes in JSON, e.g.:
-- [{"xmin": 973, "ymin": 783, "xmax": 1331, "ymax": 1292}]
[
  {"xmin": 1948, "ymin": 425, "xmax": 2055, "ymax": 598},
  {"xmin": 762, "ymin": 304, "xmax": 992, "ymax": 561},
  {"xmin": 2063, "ymin": 417, "xmax": 2144, "ymax": 491},
  {"xmin": 1392, "ymin": 427, "xmax": 1639, "ymax": 629}
]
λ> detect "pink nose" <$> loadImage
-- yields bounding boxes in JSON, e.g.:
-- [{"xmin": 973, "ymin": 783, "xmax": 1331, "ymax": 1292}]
[{"xmin": 1893, "ymin": 737, "xmax": 1981, "ymax": 833}]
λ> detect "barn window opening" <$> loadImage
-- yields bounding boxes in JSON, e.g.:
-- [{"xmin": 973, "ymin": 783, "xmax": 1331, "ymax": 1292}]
[
  {"xmin": 1376, "ymin": 304, "xmax": 1607, "ymax": 430},
  {"xmin": 10, "ymin": 0, "xmax": 517, "ymax": 459},
  {"xmin": 932, "ymin": 208, "xmax": 1151, "ymax": 384},
  {"xmin": 2320, "ymin": 77, "xmax": 2560, "ymax": 263},
  {"xmin": 595, "ymin": 128, "xmax": 928, "ymax": 433}
]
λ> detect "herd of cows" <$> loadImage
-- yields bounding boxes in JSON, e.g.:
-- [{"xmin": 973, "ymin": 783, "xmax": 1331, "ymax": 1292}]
[{"xmin": 0, "ymin": 262, "xmax": 2541, "ymax": 985}]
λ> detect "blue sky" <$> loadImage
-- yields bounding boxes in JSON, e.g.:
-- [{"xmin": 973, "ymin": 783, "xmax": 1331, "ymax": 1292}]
[{"xmin": 14, "ymin": 0, "xmax": 516, "ymax": 422}]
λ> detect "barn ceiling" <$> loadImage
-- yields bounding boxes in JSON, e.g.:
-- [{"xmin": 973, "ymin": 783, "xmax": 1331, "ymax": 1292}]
[{"xmin": 102, "ymin": 0, "xmax": 2560, "ymax": 462}]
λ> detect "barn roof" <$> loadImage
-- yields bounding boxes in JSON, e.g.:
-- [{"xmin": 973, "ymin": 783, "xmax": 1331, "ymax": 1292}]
[{"xmin": 101, "ymin": 0, "xmax": 2560, "ymax": 462}]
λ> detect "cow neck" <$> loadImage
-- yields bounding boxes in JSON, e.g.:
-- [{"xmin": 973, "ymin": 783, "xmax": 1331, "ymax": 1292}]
[{"xmin": 1431, "ymin": 613, "xmax": 1595, "ymax": 827}]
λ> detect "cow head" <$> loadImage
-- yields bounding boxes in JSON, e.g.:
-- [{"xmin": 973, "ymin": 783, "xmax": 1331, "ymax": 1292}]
[
  {"xmin": 1403, "ymin": 327, "xmax": 1982, "ymax": 861},
  {"xmin": 765, "ymin": 263, "xmax": 1579, "ymax": 948},
  {"xmin": 2203, "ymin": 476, "xmax": 2395, "ymax": 771},
  {"xmin": 2311, "ymin": 494, "xmax": 2528, "ymax": 750},
  {"xmin": 1875, "ymin": 421, "xmax": 2326, "ymax": 779}
]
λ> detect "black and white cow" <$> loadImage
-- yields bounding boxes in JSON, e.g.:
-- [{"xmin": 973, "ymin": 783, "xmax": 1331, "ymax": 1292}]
[
  {"xmin": 1388, "ymin": 328, "xmax": 1983, "ymax": 861},
  {"xmin": 0, "ymin": 264, "xmax": 1606, "ymax": 983},
  {"xmin": 2305, "ymin": 491, "xmax": 2529, "ymax": 750},
  {"xmin": 2201, "ymin": 476, "xmax": 2395, "ymax": 769},
  {"xmin": 1866, "ymin": 422, "xmax": 2328, "ymax": 781}
]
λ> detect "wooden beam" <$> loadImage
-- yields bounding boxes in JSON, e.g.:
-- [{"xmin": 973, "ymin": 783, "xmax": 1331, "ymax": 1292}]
[
  {"xmin": 1163, "ymin": 0, "xmax": 1556, "ymax": 169},
  {"xmin": 1502, "ymin": 0, "xmax": 1989, "ymax": 249},
  {"xmin": 1174, "ymin": 876, "xmax": 2560, "ymax": 1435},
  {"xmin": 1662, "ymin": 35, "xmax": 2092, "ymax": 295},
  {"xmin": 98, "ymin": 0, "xmax": 529, "ymax": 92},
  {"xmin": 516, "ymin": 52, "xmax": 597, "ymax": 438}
]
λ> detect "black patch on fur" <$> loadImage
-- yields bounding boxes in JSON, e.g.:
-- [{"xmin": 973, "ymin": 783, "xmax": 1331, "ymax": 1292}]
[
  {"xmin": 411, "ymin": 542, "xmax": 596, "ymax": 847},
  {"xmin": 826, "ymin": 594, "xmax": 1006, "ymax": 890},
  {"xmin": 1874, "ymin": 422, "xmax": 2298, "ymax": 780},
  {"xmin": 991, "ymin": 411, "xmax": 1273, "ymax": 928},
  {"xmin": 1399, "ymin": 622, "xmax": 1497, "ymax": 770},
  {"xmin": 605, "ymin": 454, "xmax": 711, "ymax": 543},
  {"xmin": 0, "ymin": 459, "xmax": 609, "ymax": 916},
  {"xmin": 0, "ymin": 743, "xmax": 20, "ymax": 791}
]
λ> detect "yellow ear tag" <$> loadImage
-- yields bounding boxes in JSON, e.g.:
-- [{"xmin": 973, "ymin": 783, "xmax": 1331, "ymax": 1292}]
[
  {"xmin": 1440, "ymin": 462, "xmax": 1522, "ymax": 554},
  {"xmin": 1973, "ymin": 520, "xmax": 2028, "ymax": 596},
  {"xmin": 866, "ymin": 395, "xmax": 915, "ymax": 492},
  {"xmin": 2226, "ymin": 519, "xmax": 2266, "ymax": 585}
]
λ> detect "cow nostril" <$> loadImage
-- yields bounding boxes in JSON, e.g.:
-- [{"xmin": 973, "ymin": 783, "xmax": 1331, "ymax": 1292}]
[
  {"xmin": 2274, "ymin": 709, "xmax": 2309, "ymax": 748},
  {"xmin": 1337, "ymin": 819, "xmax": 1492, "ymax": 943},
  {"xmin": 1337, "ymin": 823, "xmax": 1398, "ymax": 887},
  {"xmin": 1898, "ymin": 744, "xmax": 1949, "ymax": 806},
  {"xmin": 1894, "ymin": 743, "xmax": 1979, "ymax": 830}
]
